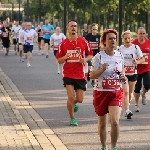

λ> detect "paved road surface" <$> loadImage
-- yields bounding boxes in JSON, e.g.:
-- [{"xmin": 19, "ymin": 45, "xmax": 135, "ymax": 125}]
[{"xmin": 0, "ymin": 44, "xmax": 150, "ymax": 150}]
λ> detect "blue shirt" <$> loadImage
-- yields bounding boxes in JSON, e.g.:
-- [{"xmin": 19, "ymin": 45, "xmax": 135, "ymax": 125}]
[{"xmin": 42, "ymin": 24, "xmax": 54, "ymax": 39}]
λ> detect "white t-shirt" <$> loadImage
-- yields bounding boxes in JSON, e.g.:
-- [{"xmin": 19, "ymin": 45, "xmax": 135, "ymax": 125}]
[
  {"xmin": 12, "ymin": 25, "xmax": 21, "ymax": 39},
  {"xmin": 22, "ymin": 29, "xmax": 37, "ymax": 45},
  {"xmin": 91, "ymin": 50, "xmax": 124, "ymax": 91},
  {"xmin": 18, "ymin": 29, "xmax": 24, "ymax": 43},
  {"xmin": 118, "ymin": 44, "xmax": 143, "ymax": 75},
  {"xmin": 50, "ymin": 33, "xmax": 66, "ymax": 50}
]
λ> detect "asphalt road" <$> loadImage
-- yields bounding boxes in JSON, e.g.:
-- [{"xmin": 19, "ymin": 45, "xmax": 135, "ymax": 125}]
[{"xmin": 0, "ymin": 44, "xmax": 150, "ymax": 150}]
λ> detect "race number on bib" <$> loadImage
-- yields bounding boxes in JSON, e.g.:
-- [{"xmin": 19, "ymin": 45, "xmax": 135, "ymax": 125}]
[
  {"xmin": 124, "ymin": 66, "xmax": 136, "ymax": 75},
  {"xmin": 39, "ymin": 33, "xmax": 43, "ymax": 37},
  {"xmin": 54, "ymin": 45, "xmax": 59, "ymax": 51},
  {"xmin": 26, "ymin": 37, "xmax": 33, "ymax": 43},
  {"xmin": 44, "ymin": 29, "xmax": 50, "ymax": 34},
  {"xmin": 102, "ymin": 79, "xmax": 120, "ymax": 89},
  {"xmin": 3, "ymin": 32, "xmax": 8, "ymax": 37},
  {"xmin": 90, "ymin": 42, "xmax": 98, "ymax": 50},
  {"xmin": 17, "ymin": 33, "xmax": 19, "ymax": 38},
  {"xmin": 142, "ymin": 53, "xmax": 149, "ymax": 64},
  {"xmin": 67, "ymin": 50, "xmax": 82, "ymax": 62}
]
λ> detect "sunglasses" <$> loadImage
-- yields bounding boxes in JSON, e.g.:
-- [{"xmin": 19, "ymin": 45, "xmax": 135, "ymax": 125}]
[
  {"xmin": 139, "ymin": 33, "xmax": 146, "ymax": 35},
  {"xmin": 71, "ymin": 25, "xmax": 77, "ymax": 27}
]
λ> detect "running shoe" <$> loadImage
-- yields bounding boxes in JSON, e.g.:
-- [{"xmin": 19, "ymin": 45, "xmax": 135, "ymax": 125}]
[
  {"xmin": 21, "ymin": 57, "xmax": 25, "ymax": 62},
  {"xmin": 124, "ymin": 110, "xmax": 133, "ymax": 119},
  {"xmin": 141, "ymin": 91, "xmax": 147, "ymax": 105},
  {"xmin": 57, "ymin": 71, "xmax": 60, "ymax": 74},
  {"xmin": 74, "ymin": 103, "xmax": 79, "ymax": 112},
  {"xmin": 27, "ymin": 63, "xmax": 31, "ymax": 67},
  {"xmin": 5, "ymin": 52, "xmax": 8, "ymax": 56},
  {"xmin": 100, "ymin": 147, "xmax": 108, "ymax": 150},
  {"xmin": 135, "ymin": 105, "xmax": 140, "ymax": 112},
  {"xmin": 46, "ymin": 55, "xmax": 49, "ymax": 58},
  {"xmin": 70, "ymin": 118, "xmax": 78, "ymax": 126}
]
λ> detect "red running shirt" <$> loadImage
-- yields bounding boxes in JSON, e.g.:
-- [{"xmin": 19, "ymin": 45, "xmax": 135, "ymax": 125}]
[
  {"xmin": 56, "ymin": 37, "xmax": 93, "ymax": 79},
  {"xmin": 132, "ymin": 38, "xmax": 150, "ymax": 74}
]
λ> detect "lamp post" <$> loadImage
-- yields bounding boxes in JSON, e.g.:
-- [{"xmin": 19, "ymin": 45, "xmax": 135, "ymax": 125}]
[
  {"xmin": 38, "ymin": 0, "xmax": 41, "ymax": 23},
  {"xmin": 118, "ymin": 0, "xmax": 122, "ymax": 45},
  {"xmin": 26, "ymin": 0, "xmax": 29, "ymax": 21},
  {"xmin": 63, "ymin": 0, "xmax": 66, "ymax": 35},
  {"xmin": 19, "ymin": 0, "xmax": 20, "ymax": 24},
  {"xmin": 11, "ymin": 3, "xmax": 14, "ymax": 22}
]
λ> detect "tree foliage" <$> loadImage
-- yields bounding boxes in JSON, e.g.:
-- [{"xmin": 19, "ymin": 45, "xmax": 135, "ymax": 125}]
[{"xmin": 1, "ymin": 0, "xmax": 150, "ymax": 32}]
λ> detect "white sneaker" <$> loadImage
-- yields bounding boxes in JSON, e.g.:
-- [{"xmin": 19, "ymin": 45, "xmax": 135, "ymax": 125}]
[
  {"xmin": 27, "ymin": 63, "xmax": 31, "ymax": 67},
  {"xmin": 141, "ymin": 91, "xmax": 147, "ymax": 105},
  {"xmin": 57, "ymin": 71, "xmax": 60, "ymax": 74},
  {"xmin": 124, "ymin": 110, "xmax": 133, "ymax": 119},
  {"xmin": 135, "ymin": 105, "xmax": 140, "ymax": 112},
  {"xmin": 21, "ymin": 57, "xmax": 24, "ymax": 62}
]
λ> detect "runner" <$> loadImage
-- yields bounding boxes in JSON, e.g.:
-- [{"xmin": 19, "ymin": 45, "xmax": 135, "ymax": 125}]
[
  {"xmin": 21, "ymin": 22, "xmax": 38, "ymax": 67},
  {"xmin": 0, "ymin": 20, "xmax": 3, "ymax": 48},
  {"xmin": 18, "ymin": 22, "xmax": 26, "ymax": 62},
  {"xmin": 90, "ymin": 29, "xmax": 126, "ymax": 150},
  {"xmin": 132, "ymin": 27, "xmax": 150, "ymax": 111},
  {"xmin": 81, "ymin": 23, "xmax": 89, "ymax": 38},
  {"xmin": 42, "ymin": 19, "xmax": 54, "ymax": 58},
  {"xmin": 85, "ymin": 23, "xmax": 100, "ymax": 86},
  {"xmin": 36, "ymin": 22, "xmax": 44, "ymax": 55},
  {"xmin": 1, "ymin": 21, "xmax": 11, "ymax": 56},
  {"xmin": 56, "ymin": 20, "xmax": 93, "ymax": 126},
  {"xmin": 50, "ymin": 26, "xmax": 66, "ymax": 74},
  {"xmin": 118, "ymin": 30, "xmax": 144, "ymax": 119},
  {"xmin": 12, "ymin": 21, "xmax": 21, "ymax": 55}
]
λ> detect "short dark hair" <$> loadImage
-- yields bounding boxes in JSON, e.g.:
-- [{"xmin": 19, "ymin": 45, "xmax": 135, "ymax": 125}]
[
  {"xmin": 137, "ymin": 27, "xmax": 146, "ymax": 32},
  {"xmin": 68, "ymin": 19, "xmax": 77, "ymax": 24},
  {"xmin": 91, "ymin": 23, "xmax": 98, "ymax": 27}
]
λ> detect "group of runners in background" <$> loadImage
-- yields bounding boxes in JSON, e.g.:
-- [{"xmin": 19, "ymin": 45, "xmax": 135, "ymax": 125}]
[{"xmin": 0, "ymin": 18, "xmax": 150, "ymax": 150}]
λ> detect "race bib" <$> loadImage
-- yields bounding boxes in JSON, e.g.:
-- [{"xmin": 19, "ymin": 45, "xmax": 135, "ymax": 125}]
[
  {"xmin": 67, "ymin": 50, "xmax": 82, "ymax": 62},
  {"xmin": 124, "ymin": 66, "xmax": 136, "ymax": 75},
  {"xmin": 39, "ymin": 33, "xmax": 43, "ymax": 37},
  {"xmin": 102, "ymin": 79, "xmax": 120, "ymax": 89},
  {"xmin": 89, "ymin": 42, "xmax": 98, "ymax": 50},
  {"xmin": 142, "ymin": 53, "xmax": 149, "ymax": 64},
  {"xmin": 54, "ymin": 45, "xmax": 59, "ymax": 51},
  {"xmin": 3, "ymin": 32, "xmax": 8, "ymax": 37},
  {"xmin": 16, "ymin": 33, "xmax": 19, "ymax": 38},
  {"xmin": 44, "ymin": 29, "xmax": 50, "ymax": 34},
  {"xmin": 26, "ymin": 37, "xmax": 33, "ymax": 43}
]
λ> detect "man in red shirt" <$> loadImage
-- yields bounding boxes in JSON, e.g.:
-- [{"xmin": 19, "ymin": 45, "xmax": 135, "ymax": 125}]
[
  {"xmin": 132, "ymin": 27, "xmax": 150, "ymax": 112},
  {"xmin": 56, "ymin": 20, "xmax": 93, "ymax": 126}
]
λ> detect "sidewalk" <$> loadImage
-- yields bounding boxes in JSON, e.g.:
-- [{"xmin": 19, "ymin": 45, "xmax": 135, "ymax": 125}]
[{"xmin": 0, "ymin": 67, "xmax": 68, "ymax": 150}]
